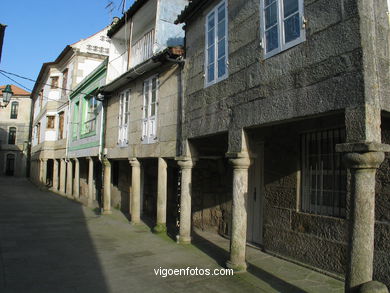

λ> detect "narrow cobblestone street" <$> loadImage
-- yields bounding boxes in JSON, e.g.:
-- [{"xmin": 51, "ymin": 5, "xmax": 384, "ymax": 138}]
[{"xmin": 0, "ymin": 178, "xmax": 344, "ymax": 293}]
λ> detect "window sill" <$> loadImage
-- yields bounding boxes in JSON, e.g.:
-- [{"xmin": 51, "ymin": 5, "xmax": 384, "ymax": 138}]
[{"xmin": 80, "ymin": 131, "xmax": 96, "ymax": 139}]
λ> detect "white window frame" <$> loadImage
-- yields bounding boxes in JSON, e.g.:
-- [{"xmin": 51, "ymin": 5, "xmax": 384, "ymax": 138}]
[
  {"xmin": 260, "ymin": 0, "xmax": 306, "ymax": 59},
  {"xmin": 118, "ymin": 90, "xmax": 130, "ymax": 147},
  {"xmin": 142, "ymin": 75, "xmax": 158, "ymax": 144},
  {"xmin": 204, "ymin": 0, "xmax": 229, "ymax": 88}
]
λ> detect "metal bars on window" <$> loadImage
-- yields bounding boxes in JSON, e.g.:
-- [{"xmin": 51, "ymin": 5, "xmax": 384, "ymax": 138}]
[{"xmin": 301, "ymin": 128, "xmax": 346, "ymax": 218}]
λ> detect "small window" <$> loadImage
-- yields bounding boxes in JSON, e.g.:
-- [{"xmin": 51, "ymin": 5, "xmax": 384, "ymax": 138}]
[
  {"xmin": 73, "ymin": 101, "xmax": 79, "ymax": 138},
  {"xmin": 47, "ymin": 116, "xmax": 55, "ymax": 129},
  {"xmin": 36, "ymin": 123, "xmax": 41, "ymax": 144},
  {"xmin": 62, "ymin": 69, "xmax": 68, "ymax": 97},
  {"xmin": 118, "ymin": 90, "xmax": 130, "ymax": 146},
  {"xmin": 83, "ymin": 96, "xmax": 97, "ymax": 134},
  {"xmin": 39, "ymin": 89, "xmax": 44, "ymax": 110},
  {"xmin": 205, "ymin": 0, "xmax": 228, "ymax": 87},
  {"xmin": 261, "ymin": 0, "xmax": 306, "ymax": 58},
  {"xmin": 8, "ymin": 127, "xmax": 16, "ymax": 144},
  {"xmin": 50, "ymin": 76, "xmax": 59, "ymax": 89},
  {"xmin": 10, "ymin": 101, "xmax": 18, "ymax": 119},
  {"xmin": 142, "ymin": 77, "xmax": 158, "ymax": 144},
  {"xmin": 301, "ymin": 128, "xmax": 346, "ymax": 218},
  {"xmin": 58, "ymin": 112, "xmax": 64, "ymax": 139}
]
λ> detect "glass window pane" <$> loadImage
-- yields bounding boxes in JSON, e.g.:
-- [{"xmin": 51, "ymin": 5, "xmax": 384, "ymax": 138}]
[
  {"xmin": 218, "ymin": 39, "xmax": 225, "ymax": 59},
  {"xmin": 208, "ymin": 12, "xmax": 215, "ymax": 29},
  {"xmin": 284, "ymin": 13, "xmax": 300, "ymax": 43},
  {"xmin": 218, "ymin": 57, "xmax": 226, "ymax": 77},
  {"xmin": 144, "ymin": 105, "xmax": 148, "ymax": 118},
  {"xmin": 218, "ymin": 20, "xmax": 225, "ymax": 41},
  {"xmin": 266, "ymin": 26, "xmax": 279, "ymax": 52},
  {"xmin": 265, "ymin": 0, "xmax": 275, "ymax": 6},
  {"xmin": 265, "ymin": 2, "xmax": 277, "ymax": 29},
  {"xmin": 151, "ymin": 103, "xmax": 156, "ymax": 116},
  {"xmin": 208, "ymin": 45, "xmax": 215, "ymax": 65},
  {"xmin": 207, "ymin": 63, "xmax": 215, "ymax": 83},
  {"xmin": 283, "ymin": 0, "xmax": 299, "ymax": 18},
  {"xmin": 218, "ymin": 4, "xmax": 225, "ymax": 22},
  {"xmin": 208, "ymin": 28, "xmax": 215, "ymax": 47}
]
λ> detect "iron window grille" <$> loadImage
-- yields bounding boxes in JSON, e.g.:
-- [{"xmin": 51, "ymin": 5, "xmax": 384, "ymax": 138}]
[{"xmin": 300, "ymin": 128, "xmax": 347, "ymax": 218}]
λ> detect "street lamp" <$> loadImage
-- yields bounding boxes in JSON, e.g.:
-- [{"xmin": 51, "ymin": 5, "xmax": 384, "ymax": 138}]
[{"xmin": 1, "ymin": 84, "xmax": 13, "ymax": 108}]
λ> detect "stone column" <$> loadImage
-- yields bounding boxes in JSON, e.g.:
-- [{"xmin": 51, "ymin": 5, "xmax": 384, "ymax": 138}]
[
  {"xmin": 66, "ymin": 159, "xmax": 73, "ymax": 197},
  {"xmin": 52, "ymin": 159, "xmax": 59, "ymax": 191},
  {"xmin": 129, "ymin": 158, "xmax": 141, "ymax": 224},
  {"xmin": 177, "ymin": 158, "xmax": 195, "ymax": 244},
  {"xmin": 336, "ymin": 143, "xmax": 390, "ymax": 293},
  {"xmin": 102, "ymin": 158, "xmax": 112, "ymax": 215},
  {"xmin": 41, "ymin": 159, "xmax": 47, "ymax": 185},
  {"xmin": 59, "ymin": 159, "xmax": 66, "ymax": 194},
  {"xmin": 154, "ymin": 157, "xmax": 167, "ymax": 233},
  {"xmin": 226, "ymin": 154, "xmax": 251, "ymax": 272},
  {"xmin": 87, "ymin": 157, "xmax": 94, "ymax": 206},
  {"xmin": 73, "ymin": 158, "xmax": 80, "ymax": 199}
]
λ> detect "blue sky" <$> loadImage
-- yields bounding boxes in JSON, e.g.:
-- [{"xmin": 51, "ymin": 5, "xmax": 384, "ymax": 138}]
[{"xmin": 0, "ymin": 0, "xmax": 134, "ymax": 92}]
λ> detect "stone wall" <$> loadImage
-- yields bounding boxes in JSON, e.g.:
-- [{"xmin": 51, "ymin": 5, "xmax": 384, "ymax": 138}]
[
  {"xmin": 110, "ymin": 160, "xmax": 131, "ymax": 213},
  {"xmin": 192, "ymin": 159, "xmax": 232, "ymax": 236},
  {"xmin": 182, "ymin": 0, "xmax": 365, "ymax": 151}
]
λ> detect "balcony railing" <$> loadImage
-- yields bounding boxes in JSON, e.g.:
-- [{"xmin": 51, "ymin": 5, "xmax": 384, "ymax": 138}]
[{"xmin": 130, "ymin": 29, "xmax": 155, "ymax": 68}]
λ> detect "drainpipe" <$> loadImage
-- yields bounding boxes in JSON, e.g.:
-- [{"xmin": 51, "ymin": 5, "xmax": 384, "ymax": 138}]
[{"xmin": 65, "ymin": 99, "xmax": 71, "ymax": 160}]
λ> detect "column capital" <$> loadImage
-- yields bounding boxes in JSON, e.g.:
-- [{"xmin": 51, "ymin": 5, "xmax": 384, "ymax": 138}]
[
  {"xmin": 176, "ymin": 157, "xmax": 196, "ymax": 169},
  {"xmin": 336, "ymin": 142, "xmax": 389, "ymax": 169},
  {"xmin": 226, "ymin": 152, "xmax": 250, "ymax": 169},
  {"xmin": 102, "ymin": 157, "xmax": 111, "ymax": 167},
  {"xmin": 129, "ymin": 158, "xmax": 140, "ymax": 167}
]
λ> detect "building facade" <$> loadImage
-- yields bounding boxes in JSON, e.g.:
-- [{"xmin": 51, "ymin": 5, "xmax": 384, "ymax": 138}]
[
  {"xmin": 99, "ymin": 0, "xmax": 187, "ymax": 236},
  {"xmin": 0, "ymin": 85, "xmax": 31, "ymax": 177},
  {"xmin": 30, "ymin": 27, "xmax": 110, "ymax": 192},
  {"xmin": 176, "ymin": 0, "xmax": 390, "ymax": 291}
]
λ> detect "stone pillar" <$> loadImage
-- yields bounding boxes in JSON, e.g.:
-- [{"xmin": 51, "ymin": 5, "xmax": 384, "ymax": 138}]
[
  {"xmin": 154, "ymin": 157, "xmax": 167, "ymax": 233},
  {"xmin": 87, "ymin": 157, "xmax": 94, "ymax": 206},
  {"xmin": 177, "ymin": 158, "xmax": 195, "ymax": 244},
  {"xmin": 129, "ymin": 158, "xmax": 141, "ymax": 224},
  {"xmin": 336, "ymin": 143, "xmax": 390, "ymax": 293},
  {"xmin": 52, "ymin": 159, "xmax": 59, "ymax": 191},
  {"xmin": 226, "ymin": 154, "xmax": 251, "ymax": 272},
  {"xmin": 102, "ymin": 158, "xmax": 112, "ymax": 215},
  {"xmin": 73, "ymin": 158, "xmax": 80, "ymax": 199},
  {"xmin": 41, "ymin": 159, "xmax": 47, "ymax": 185},
  {"xmin": 66, "ymin": 159, "xmax": 73, "ymax": 197},
  {"xmin": 59, "ymin": 159, "xmax": 66, "ymax": 194}
]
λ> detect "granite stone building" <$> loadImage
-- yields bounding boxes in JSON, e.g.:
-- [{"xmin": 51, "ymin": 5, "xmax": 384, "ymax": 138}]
[
  {"xmin": 30, "ymin": 26, "xmax": 110, "ymax": 191},
  {"xmin": 99, "ymin": 0, "xmax": 187, "ymax": 236},
  {"xmin": 0, "ymin": 85, "xmax": 31, "ymax": 177},
  {"xmin": 176, "ymin": 0, "xmax": 390, "ymax": 291}
]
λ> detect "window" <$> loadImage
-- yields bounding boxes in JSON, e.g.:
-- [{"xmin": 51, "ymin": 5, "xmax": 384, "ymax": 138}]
[
  {"xmin": 73, "ymin": 101, "xmax": 79, "ymax": 138},
  {"xmin": 62, "ymin": 69, "xmax": 68, "ymax": 97},
  {"xmin": 118, "ymin": 90, "xmax": 130, "ymax": 146},
  {"xmin": 205, "ymin": 0, "xmax": 228, "ymax": 86},
  {"xmin": 10, "ymin": 101, "xmax": 18, "ymax": 119},
  {"xmin": 37, "ymin": 123, "xmax": 41, "ymax": 144},
  {"xmin": 142, "ymin": 77, "xmax": 158, "ymax": 144},
  {"xmin": 301, "ymin": 128, "xmax": 346, "ymax": 218},
  {"xmin": 58, "ymin": 112, "xmax": 64, "ymax": 139},
  {"xmin": 83, "ymin": 96, "xmax": 98, "ymax": 134},
  {"xmin": 50, "ymin": 76, "xmax": 59, "ymax": 89},
  {"xmin": 8, "ymin": 127, "xmax": 16, "ymax": 144},
  {"xmin": 47, "ymin": 116, "xmax": 55, "ymax": 129},
  {"xmin": 39, "ymin": 89, "xmax": 44, "ymax": 110},
  {"xmin": 261, "ymin": 0, "xmax": 305, "ymax": 58}
]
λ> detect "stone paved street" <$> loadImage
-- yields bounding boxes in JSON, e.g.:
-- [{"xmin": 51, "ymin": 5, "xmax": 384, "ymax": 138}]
[{"xmin": 0, "ymin": 178, "xmax": 344, "ymax": 293}]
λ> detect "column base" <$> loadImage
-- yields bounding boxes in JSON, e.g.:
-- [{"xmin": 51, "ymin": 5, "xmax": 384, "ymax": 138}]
[
  {"xmin": 102, "ymin": 210, "xmax": 112, "ymax": 215},
  {"xmin": 176, "ymin": 235, "xmax": 191, "ymax": 244},
  {"xmin": 153, "ymin": 223, "xmax": 167, "ymax": 234},
  {"xmin": 226, "ymin": 260, "xmax": 247, "ymax": 273}
]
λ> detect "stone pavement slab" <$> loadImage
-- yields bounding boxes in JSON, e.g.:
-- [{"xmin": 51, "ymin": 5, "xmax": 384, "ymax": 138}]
[{"xmin": 0, "ymin": 177, "xmax": 344, "ymax": 292}]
